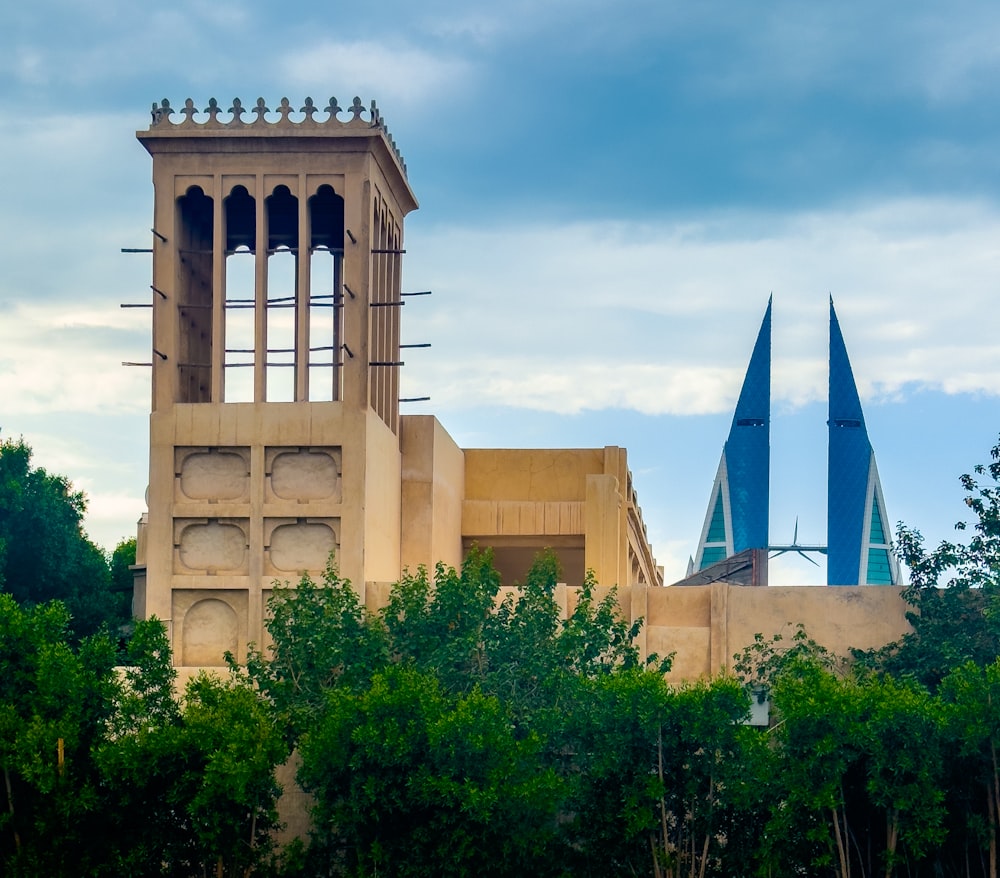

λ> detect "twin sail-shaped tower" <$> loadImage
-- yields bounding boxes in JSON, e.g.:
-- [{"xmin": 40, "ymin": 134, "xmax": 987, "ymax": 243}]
[{"xmin": 692, "ymin": 298, "xmax": 899, "ymax": 586}]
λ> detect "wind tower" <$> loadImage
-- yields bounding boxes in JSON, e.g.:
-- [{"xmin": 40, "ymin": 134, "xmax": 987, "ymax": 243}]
[
  {"xmin": 133, "ymin": 97, "xmax": 418, "ymax": 667},
  {"xmin": 693, "ymin": 298, "xmax": 771, "ymax": 571},
  {"xmin": 827, "ymin": 298, "xmax": 899, "ymax": 585}
]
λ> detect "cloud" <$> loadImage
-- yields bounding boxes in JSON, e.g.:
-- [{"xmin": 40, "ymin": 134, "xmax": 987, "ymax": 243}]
[
  {"xmin": 623, "ymin": 1, "xmax": 1000, "ymax": 107},
  {"xmin": 81, "ymin": 489, "xmax": 145, "ymax": 549},
  {"xmin": 279, "ymin": 40, "xmax": 475, "ymax": 109},
  {"xmin": 410, "ymin": 362, "xmax": 740, "ymax": 416},
  {"xmin": 0, "ymin": 303, "xmax": 149, "ymax": 416},
  {"xmin": 418, "ymin": 9, "xmax": 509, "ymax": 45},
  {"xmin": 0, "ymin": 0, "xmax": 256, "ymax": 95},
  {"xmin": 400, "ymin": 197, "xmax": 1000, "ymax": 416},
  {"xmin": 910, "ymin": 5, "xmax": 1000, "ymax": 103}
]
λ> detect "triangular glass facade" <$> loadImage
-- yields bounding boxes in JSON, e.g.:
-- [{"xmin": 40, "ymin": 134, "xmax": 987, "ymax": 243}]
[{"xmin": 706, "ymin": 490, "xmax": 727, "ymax": 543}]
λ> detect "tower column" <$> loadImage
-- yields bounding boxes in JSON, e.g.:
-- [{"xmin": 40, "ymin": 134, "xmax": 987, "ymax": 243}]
[{"xmin": 137, "ymin": 97, "xmax": 418, "ymax": 667}]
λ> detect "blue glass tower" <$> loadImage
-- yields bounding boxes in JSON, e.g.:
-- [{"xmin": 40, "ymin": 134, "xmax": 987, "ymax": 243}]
[
  {"xmin": 827, "ymin": 298, "xmax": 899, "ymax": 585},
  {"xmin": 694, "ymin": 298, "xmax": 771, "ymax": 570}
]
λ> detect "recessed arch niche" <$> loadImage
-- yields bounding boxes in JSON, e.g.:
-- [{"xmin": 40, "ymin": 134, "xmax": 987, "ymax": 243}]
[{"xmin": 179, "ymin": 596, "xmax": 239, "ymax": 667}]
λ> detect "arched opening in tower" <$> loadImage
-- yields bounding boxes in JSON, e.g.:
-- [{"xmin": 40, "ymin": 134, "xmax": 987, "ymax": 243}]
[
  {"xmin": 265, "ymin": 185, "xmax": 298, "ymax": 402},
  {"xmin": 224, "ymin": 185, "xmax": 256, "ymax": 402},
  {"xmin": 308, "ymin": 184, "xmax": 345, "ymax": 401}
]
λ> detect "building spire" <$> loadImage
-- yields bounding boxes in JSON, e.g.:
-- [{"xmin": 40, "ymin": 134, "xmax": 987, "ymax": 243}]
[
  {"xmin": 693, "ymin": 298, "xmax": 771, "ymax": 570},
  {"xmin": 827, "ymin": 298, "xmax": 899, "ymax": 585}
]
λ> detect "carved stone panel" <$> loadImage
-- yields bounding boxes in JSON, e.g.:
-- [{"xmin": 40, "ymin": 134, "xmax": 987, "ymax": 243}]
[
  {"xmin": 264, "ymin": 518, "xmax": 340, "ymax": 575},
  {"xmin": 266, "ymin": 447, "xmax": 342, "ymax": 503},
  {"xmin": 174, "ymin": 519, "xmax": 249, "ymax": 574},
  {"xmin": 175, "ymin": 447, "xmax": 250, "ymax": 503}
]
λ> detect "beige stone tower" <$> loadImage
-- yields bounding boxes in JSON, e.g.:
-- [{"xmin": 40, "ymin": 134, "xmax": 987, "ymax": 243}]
[{"xmin": 134, "ymin": 97, "xmax": 417, "ymax": 668}]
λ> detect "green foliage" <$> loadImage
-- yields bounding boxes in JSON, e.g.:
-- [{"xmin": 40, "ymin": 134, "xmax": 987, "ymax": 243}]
[
  {"xmin": 854, "ymin": 436, "xmax": 1000, "ymax": 691},
  {"xmin": 761, "ymin": 657, "xmax": 947, "ymax": 878},
  {"xmin": 0, "ymin": 595, "xmax": 288, "ymax": 878},
  {"xmin": 0, "ymin": 435, "xmax": 128, "ymax": 637},
  {"xmin": 93, "ymin": 667, "xmax": 288, "ymax": 878},
  {"xmin": 567, "ymin": 668, "xmax": 674, "ymax": 874},
  {"xmin": 763, "ymin": 657, "xmax": 864, "ymax": 875},
  {"xmin": 244, "ymin": 548, "xmax": 808, "ymax": 878},
  {"xmin": 568, "ymin": 670, "xmax": 765, "ymax": 878},
  {"xmin": 108, "ymin": 537, "xmax": 137, "ymax": 631},
  {"xmin": 300, "ymin": 666, "xmax": 562, "ymax": 878},
  {"xmin": 17, "ymin": 441, "xmax": 1000, "ymax": 878},
  {"xmin": 179, "ymin": 674, "xmax": 288, "ymax": 876},
  {"xmin": 110, "ymin": 615, "xmax": 178, "ymax": 737},
  {"xmin": 862, "ymin": 675, "xmax": 947, "ymax": 868},
  {"xmin": 732, "ymin": 622, "xmax": 841, "ymax": 690},
  {"xmin": 0, "ymin": 594, "xmax": 118, "ymax": 876},
  {"xmin": 937, "ymin": 659, "xmax": 1000, "ymax": 877},
  {"xmin": 241, "ymin": 561, "xmax": 387, "ymax": 740}
]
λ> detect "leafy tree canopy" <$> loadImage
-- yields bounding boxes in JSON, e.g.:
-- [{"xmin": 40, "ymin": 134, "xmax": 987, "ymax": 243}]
[
  {"xmin": 854, "ymin": 435, "xmax": 1000, "ymax": 690},
  {"xmin": 0, "ymin": 435, "xmax": 130, "ymax": 637},
  {"xmin": 244, "ymin": 550, "xmax": 764, "ymax": 878},
  {"xmin": 0, "ymin": 594, "xmax": 288, "ymax": 878}
]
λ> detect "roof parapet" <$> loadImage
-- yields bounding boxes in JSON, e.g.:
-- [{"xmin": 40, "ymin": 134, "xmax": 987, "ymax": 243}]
[{"xmin": 144, "ymin": 96, "xmax": 407, "ymax": 178}]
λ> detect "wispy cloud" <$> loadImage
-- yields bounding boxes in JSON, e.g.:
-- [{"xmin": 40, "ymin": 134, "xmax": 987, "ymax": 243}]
[
  {"xmin": 279, "ymin": 40, "xmax": 475, "ymax": 109},
  {"xmin": 401, "ymin": 197, "xmax": 1000, "ymax": 415},
  {"xmin": 0, "ymin": 303, "xmax": 149, "ymax": 415}
]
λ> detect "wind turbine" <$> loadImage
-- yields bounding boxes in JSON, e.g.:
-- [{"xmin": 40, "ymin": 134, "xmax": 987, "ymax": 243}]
[{"xmin": 768, "ymin": 518, "xmax": 827, "ymax": 567}]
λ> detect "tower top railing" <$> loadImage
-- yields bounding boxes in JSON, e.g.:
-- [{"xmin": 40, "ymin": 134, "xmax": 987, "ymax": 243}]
[{"xmin": 142, "ymin": 96, "xmax": 407, "ymax": 177}]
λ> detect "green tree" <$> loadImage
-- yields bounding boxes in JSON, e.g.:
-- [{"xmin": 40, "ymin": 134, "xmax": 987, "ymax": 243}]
[
  {"xmin": 300, "ymin": 665, "xmax": 562, "ymax": 878},
  {"xmin": 95, "ymin": 670, "xmax": 288, "ymax": 878},
  {"xmin": 856, "ymin": 436, "xmax": 1000, "ymax": 690},
  {"xmin": 563, "ymin": 668, "xmax": 675, "ymax": 876},
  {"xmin": 861, "ymin": 675, "xmax": 946, "ymax": 878},
  {"xmin": 764, "ymin": 658, "xmax": 947, "ymax": 878},
  {"xmin": 0, "ymin": 594, "xmax": 118, "ymax": 877},
  {"xmin": 732, "ymin": 623, "xmax": 841, "ymax": 692},
  {"xmin": 378, "ymin": 551, "xmax": 501, "ymax": 695},
  {"xmin": 656, "ymin": 679, "xmax": 767, "ymax": 878},
  {"xmin": 0, "ymin": 592, "xmax": 288, "ymax": 878},
  {"xmin": 89, "ymin": 617, "xmax": 188, "ymax": 877},
  {"xmin": 108, "ymin": 536, "xmax": 137, "ymax": 632},
  {"xmin": 245, "ymin": 549, "xmax": 693, "ymax": 877},
  {"xmin": 568, "ymin": 670, "xmax": 766, "ymax": 878},
  {"xmin": 179, "ymin": 673, "xmax": 288, "ymax": 877},
  {"xmin": 764, "ymin": 658, "xmax": 865, "ymax": 878},
  {"xmin": 939, "ymin": 660, "xmax": 1000, "ymax": 878},
  {"xmin": 0, "ymin": 436, "xmax": 123, "ymax": 637},
  {"xmin": 242, "ymin": 561, "xmax": 387, "ymax": 740}
]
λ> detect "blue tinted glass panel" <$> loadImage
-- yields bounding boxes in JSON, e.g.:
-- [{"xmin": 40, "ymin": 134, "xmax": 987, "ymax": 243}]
[
  {"xmin": 866, "ymin": 548, "xmax": 893, "ymax": 584},
  {"xmin": 706, "ymin": 492, "xmax": 727, "ymax": 544},
  {"xmin": 869, "ymin": 499, "xmax": 886, "ymax": 544},
  {"xmin": 701, "ymin": 546, "xmax": 728, "ymax": 568}
]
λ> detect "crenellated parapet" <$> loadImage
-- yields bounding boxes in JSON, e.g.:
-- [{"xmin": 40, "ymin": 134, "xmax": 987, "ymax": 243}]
[{"xmin": 145, "ymin": 96, "xmax": 406, "ymax": 176}]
